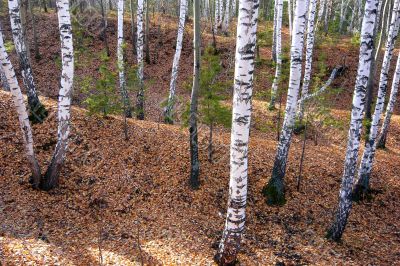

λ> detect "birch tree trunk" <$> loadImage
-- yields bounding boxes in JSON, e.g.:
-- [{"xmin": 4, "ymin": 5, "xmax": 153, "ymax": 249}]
[
  {"xmin": 130, "ymin": 0, "xmax": 137, "ymax": 56},
  {"xmin": 316, "ymin": 0, "xmax": 326, "ymax": 27},
  {"xmin": 288, "ymin": 0, "xmax": 292, "ymax": 38},
  {"xmin": 189, "ymin": 0, "xmax": 201, "ymax": 189},
  {"xmin": 164, "ymin": 0, "xmax": 188, "ymax": 124},
  {"xmin": 117, "ymin": 0, "xmax": 133, "ymax": 118},
  {"xmin": 8, "ymin": 0, "xmax": 47, "ymax": 123},
  {"xmin": 297, "ymin": 0, "xmax": 317, "ymax": 120},
  {"xmin": 28, "ymin": 0, "xmax": 40, "ymax": 60},
  {"xmin": 215, "ymin": 0, "xmax": 259, "ymax": 263},
  {"xmin": 263, "ymin": 0, "xmax": 309, "ymax": 206},
  {"xmin": 377, "ymin": 54, "xmax": 400, "ymax": 149},
  {"xmin": 271, "ymin": 0, "xmax": 277, "ymax": 62},
  {"xmin": 327, "ymin": 0, "xmax": 378, "ymax": 241},
  {"xmin": 215, "ymin": 0, "xmax": 220, "ymax": 33},
  {"xmin": 136, "ymin": 0, "xmax": 145, "ymax": 120},
  {"xmin": 222, "ymin": 0, "xmax": 230, "ymax": 34},
  {"xmin": 354, "ymin": 0, "xmax": 400, "ymax": 198},
  {"xmin": 40, "ymin": 0, "xmax": 74, "ymax": 190},
  {"xmin": 0, "ymin": 25, "xmax": 41, "ymax": 186},
  {"xmin": 269, "ymin": 0, "xmax": 282, "ymax": 109},
  {"xmin": 0, "ymin": 67, "xmax": 10, "ymax": 91}
]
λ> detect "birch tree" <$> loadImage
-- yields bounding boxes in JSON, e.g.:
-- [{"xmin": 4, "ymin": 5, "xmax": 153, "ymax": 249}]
[
  {"xmin": 263, "ymin": 0, "xmax": 309, "ymax": 205},
  {"xmin": 327, "ymin": 0, "xmax": 378, "ymax": 241},
  {"xmin": 354, "ymin": 0, "xmax": 400, "ymax": 197},
  {"xmin": 8, "ymin": 0, "xmax": 47, "ymax": 122},
  {"xmin": 164, "ymin": 0, "xmax": 188, "ymax": 124},
  {"xmin": 40, "ymin": 0, "xmax": 74, "ymax": 190},
  {"xmin": 118, "ymin": 0, "xmax": 133, "ymax": 118},
  {"xmin": 298, "ymin": 0, "xmax": 317, "ymax": 120},
  {"xmin": 269, "ymin": 0, "xmax": 282, "ymax": 109},
  {"xmin": 377, "ymin": 54, "xmax": 400, "ymax": 149},
  {"xmin": 0, "ymin": 67, "xmax": 10, "ymax": 91},
  {"xmin": 136, "ymin": 0, "xmax": 145, "ymax": 120},
  {"xmin": 0, "ymin": 25, "xmax": 41, "ymax": 187},
  {"xmin": 215, "ymin": 0, "xmax": 259, "ymax": 263},
  {"xmin": 222, "ymin": 0, "xmax": 230, "ymax": 34},
  {"xmin": 189, "ymin": 0, "xmax": 201, "ymax": 189}
]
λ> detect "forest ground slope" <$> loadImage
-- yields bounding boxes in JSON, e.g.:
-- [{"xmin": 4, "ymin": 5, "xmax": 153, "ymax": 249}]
[{"xmin": 0, "ymin": 91, "xmax": 399, "ymax": 265}]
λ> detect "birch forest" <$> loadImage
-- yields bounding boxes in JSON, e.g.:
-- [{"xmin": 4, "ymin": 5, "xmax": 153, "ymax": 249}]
[{"xmin": 0, "ymin": 0, "xmax": 400, "ymax": 264}]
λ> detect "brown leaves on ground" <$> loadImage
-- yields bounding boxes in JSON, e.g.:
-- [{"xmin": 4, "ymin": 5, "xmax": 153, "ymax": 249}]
[{"xmin": 1, "ymin": 91, "xmax": 400, "ymax": 265}]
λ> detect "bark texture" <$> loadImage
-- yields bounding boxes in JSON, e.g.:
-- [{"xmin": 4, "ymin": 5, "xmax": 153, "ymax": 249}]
[
  {"xmin": 8, "ymin": 0, "xmax": 47, "ymax": 123},
  {"xmin": 215, "ymin": 0, "xmax": 259, "ymax": 263},
  {"xmin": 0, "ymin": 24, "xmax": 41, "ymax": 186},
  {"xmin": 136, "ymin": 0, "xmax": 145, "ymax": 120},
  {"xmin": 263, "ymin": 0, "xmax": 309, "ymax": 206},
  {"xmin": 164, "ymin": 0, "xmax": 188, "ymax": 124},
  {"xmin": 354, "ymin": 0, "xmax": 400, "ymax": 198},
  {"xmin": 40, "ymin": 0, "xmax": 74, "ymax": 190},
  {"xmin": 327, "ymin": 0, "xmax": 378, "ymax": 241}
]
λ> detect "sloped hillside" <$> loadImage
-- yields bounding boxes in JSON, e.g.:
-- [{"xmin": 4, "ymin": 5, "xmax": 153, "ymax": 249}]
[{"xmin": 0, "ymin": 91, "xmax": 399, "ymax": 265}]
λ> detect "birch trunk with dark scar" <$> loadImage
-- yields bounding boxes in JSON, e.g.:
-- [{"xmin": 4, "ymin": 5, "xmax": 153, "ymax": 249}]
[
  {"xmin": 215, "ymin": 0, "xmax": 220, "ymax": 33},
  {"xmin": 189, "ymin": 0, "xmax": 201, "ymax": 189},
  {"xmin": 117, "ymin": 0, "xmax": 132, "ymax": 118},
  {"xmin": 269, "ymin": 0, "xmax": 282, "ymax": 109},
  {"xmin": 377, "ymin": 55, "xmax": 400, "ymax": 149},
  {"xmin": 136, "ymin": 0, "xmax": 145, "ymax": 120},
  {"xmin": 327, "ymin": 0, "xmax": 378, "ymax": 241},
  {"xmin": 354, "ymin": 0, "xmax": 400, "ymax": 198},
  {"xmin": 164, "ymin": 0, "xmax": 188, "ymax": 124},
  {"xmin": 0, "ymin": 25, "xmax": 41, "ymax": 186},
  {"xmin": 263, "ymin": 0, "xmax": 309, "ymax": 206},
  {"xmin": 40, "ymin": 0, "xmax": 74, "ymax": 190},
  {"xmin": 8, "ymin": 0, "xmax": 47, "ymax": 123},
  {"xmin": 215, "ymin": 0, "xmax": 259, "ymax": 263},
  {"xmin": 297, "ymin": 0, "xmax": 317, "ymax": 120},
  {"xmin": 0, "ymin": 67, "xmax": 10, "ymax": 91}
]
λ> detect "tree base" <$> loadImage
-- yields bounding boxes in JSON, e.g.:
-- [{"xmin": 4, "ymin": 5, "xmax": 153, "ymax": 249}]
[
  {"xmin": 29, "ymin": 104, "xmax": 48, "ymax": 124},
  {"xmin": 262, "ymin": 181, "xmax": 286, "ymax": 206},
  {"xmin": 351, "ymin": 184, "xmax": 372, "ymax": 202},
  {"xmin": 214, "ymin": 252, "xmax": 239, "ymax": 266},
  {"xmin": 325, "ymin": 227, "xmax": 342, "ymax": 242}
]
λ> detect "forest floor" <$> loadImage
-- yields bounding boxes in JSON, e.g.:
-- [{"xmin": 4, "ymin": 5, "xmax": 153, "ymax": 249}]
[{"xmin": 1, "ymin": 8, "xmax": 400, "ymax": 266}]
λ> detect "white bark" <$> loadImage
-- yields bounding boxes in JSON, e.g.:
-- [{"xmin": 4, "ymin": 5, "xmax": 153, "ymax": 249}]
[
  {"xmin": 0, "ymin": 67, "xmax": 10, "ymax": 91},
  {"xmin": 378, "ymin": 54, "xmax": 400, "ymax": 148},
  {"xmin": 298, "ymin": 0, "xmax": 317, "ymax": 119},
  {"xmin": 265, "ymin": 0, "xmax": 309, "ymax": 204},
  {"xmin": 8, "ymin": 0, "xmax": 45, "ymax": 120},
  {"xmin": 0, "ymin": 25, "xmax": 41, "ymax": 184},
  {"xmin": 136, "ymin": 0, "xmax": 145, "ymax": 119},
  {"xmin": 317, "ymin": 0, "xmax": 325, "ymax": 27},
  {"xmin": 269, "ymin": 0, "xmax": 283, "ymax": 108},
  {"xmin": 328, "ymin": 0, "xmax": 378, "ymax": 240},
  {"xmin": 222, "ymin": 0, "xmax": 230, "ymax": 34},
  {"xmin": 356, "ymin": 0, "xmax": 400, "ymax": 191},
  {"xmin": 118, "ymin": 0, "xmax": 132, "ymax": 118},
  {"xmin": 164, "ymin": 0, "xmax": 188, "ymax": 123},
  {"xmin": 41, "ymin": 0, "xmax": 74, "ymax": 190},
  {"xmin": 217, "ymin": 0, "xmax": 259, "ymax": 262},
  {"xmin": 288, "ymin": 0, "xmax": 292, "ymax": 37}
]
